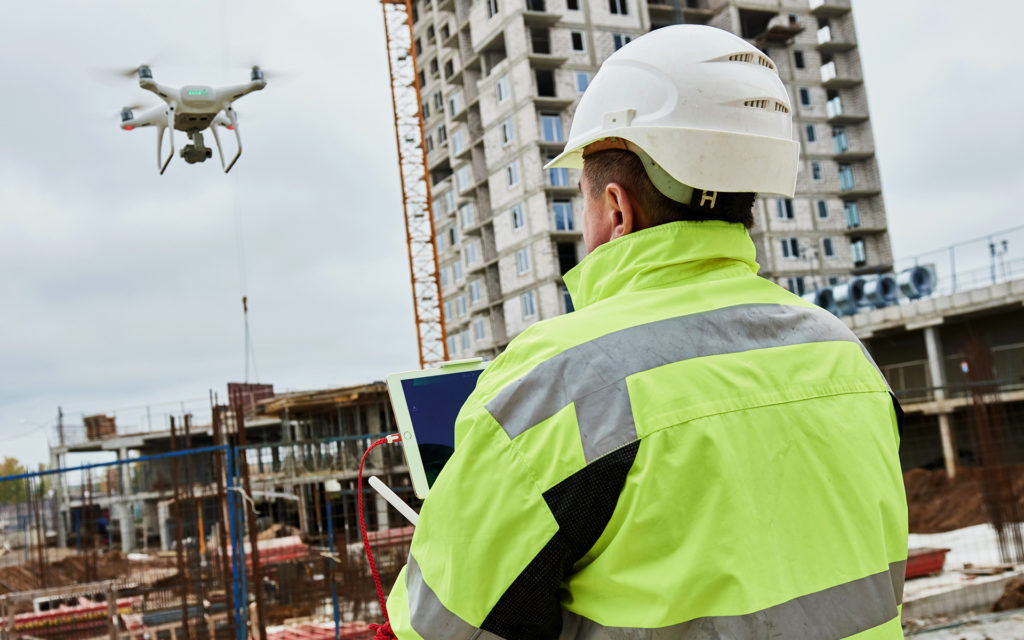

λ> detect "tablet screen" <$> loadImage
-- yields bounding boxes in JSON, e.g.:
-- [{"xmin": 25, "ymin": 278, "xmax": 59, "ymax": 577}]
[{"xmin": 400, "ymin": 369, "xmax": 484, "ymax": 488}]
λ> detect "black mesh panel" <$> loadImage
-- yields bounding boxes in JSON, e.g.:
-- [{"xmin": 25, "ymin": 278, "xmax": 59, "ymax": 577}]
[{"xmin": 481, "ymin": 440, "xmax": 641, "ymax": 639}]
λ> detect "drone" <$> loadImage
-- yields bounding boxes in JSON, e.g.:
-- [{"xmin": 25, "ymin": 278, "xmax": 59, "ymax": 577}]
[{"xmin": 119, "ymin": 65, "xmax": 266, "ymax": 174}]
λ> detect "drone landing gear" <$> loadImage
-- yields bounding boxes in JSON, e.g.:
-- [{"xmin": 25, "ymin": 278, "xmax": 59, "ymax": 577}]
[{"xmin": 181, "ymin": 131, "xmax": 214, "ymax": 165}]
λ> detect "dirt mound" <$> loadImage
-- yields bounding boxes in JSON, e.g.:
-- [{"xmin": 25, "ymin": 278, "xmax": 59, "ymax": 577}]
[
  {"xmin": 992, "ymin": 576, "xmax": 1024, "ymax": 611},
  {"xmin": 905, "ymin": 464, "xmax": 1024, "ymax": 533}
]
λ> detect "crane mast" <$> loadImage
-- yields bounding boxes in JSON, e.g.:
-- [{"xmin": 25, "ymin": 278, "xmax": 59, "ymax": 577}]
[{"xmin": 381, "ymin": 0, "xmax": 449, "ymax": 369}]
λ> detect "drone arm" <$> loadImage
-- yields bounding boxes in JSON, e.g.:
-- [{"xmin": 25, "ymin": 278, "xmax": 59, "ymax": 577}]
[
  {"xmin": 139, "ymin": 79, "xmax": 178, "ymax": 102},
  {"xmin": 212, "ymin": 80, "xmax": 266, "ymax": 105}
]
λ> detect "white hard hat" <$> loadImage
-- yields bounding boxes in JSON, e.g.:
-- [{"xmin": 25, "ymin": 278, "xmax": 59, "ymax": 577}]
[{"xmin": 546, "ymin": 25, "xmax": 799, "ymax": 198}]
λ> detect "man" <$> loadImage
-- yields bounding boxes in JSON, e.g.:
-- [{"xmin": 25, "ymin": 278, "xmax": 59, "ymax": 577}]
[{"xmin": 386, "ymin": 25, "xmax": 907, "ymax": 639}]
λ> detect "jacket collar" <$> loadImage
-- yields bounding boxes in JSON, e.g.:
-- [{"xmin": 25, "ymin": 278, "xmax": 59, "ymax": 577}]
[{"xmin": 563, "ymin": 221, "xmax": 760, "ymax": 310}]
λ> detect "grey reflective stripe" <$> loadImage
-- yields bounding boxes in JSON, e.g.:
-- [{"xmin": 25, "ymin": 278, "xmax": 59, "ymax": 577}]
[
  {"xmin": 406, "ymin": 553, "xmax": 505, "ymax": 640},
  {"xmin": 487, "ymin": 303, "xmax": 875, "ymax": 461},
  {"xmin": 567, "ymin": 560, "xmax": 906, "ymax": 640}
]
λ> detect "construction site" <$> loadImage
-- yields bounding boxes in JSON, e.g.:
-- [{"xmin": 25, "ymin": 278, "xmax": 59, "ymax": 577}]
[{"xmin": 2, "ymin": 0, "xmax": 1023, "ymax": 637}]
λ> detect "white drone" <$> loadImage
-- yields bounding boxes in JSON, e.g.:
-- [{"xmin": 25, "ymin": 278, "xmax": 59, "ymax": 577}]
[{"xmin": 119, "ymin": 65, "xmax": 266, "ymax": 174}]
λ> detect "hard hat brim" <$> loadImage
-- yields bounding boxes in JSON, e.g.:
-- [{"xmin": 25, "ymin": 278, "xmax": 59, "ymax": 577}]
[{"xmin": 545, "ymin": 127, "xmax": 799, "ymax": 198}]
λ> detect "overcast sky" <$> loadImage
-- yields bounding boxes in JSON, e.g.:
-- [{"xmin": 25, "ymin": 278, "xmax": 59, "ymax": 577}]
[{"xmin": 1, "ymin": 0, "xmax": 1022, "ymax": 467}]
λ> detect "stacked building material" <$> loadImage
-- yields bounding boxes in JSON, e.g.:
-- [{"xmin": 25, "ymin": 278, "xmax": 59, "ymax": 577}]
[{"xmin": 83, "ymin": 414, "xmax": 116, "ymax": 440}]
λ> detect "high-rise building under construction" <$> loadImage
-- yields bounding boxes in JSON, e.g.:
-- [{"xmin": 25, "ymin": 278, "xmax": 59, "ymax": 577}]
[{"xmin": 417, "ymin": 0, "xmax": 890, "ymax": 357}]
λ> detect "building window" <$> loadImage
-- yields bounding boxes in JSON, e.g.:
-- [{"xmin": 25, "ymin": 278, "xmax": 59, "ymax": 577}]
[
  {"xmin": 844, "ymin": 200, "xmax": 860, "ymax": 228},
  {"xmin": 828, "ymin": 276, "xmax": 840, "ymax": 286},
  {"xmin": 838, "ymin": 164, "xmax": 854, "ymax": 191},
  {"xmin": 456, "ymin": 165, "xmax": 471, "ymax": 192},
  {"xmin": 464, "ymin": 242, "xmax": 478, "ymax": 265},
  {"xmin": 553, "ymin": 200, "xmax": 574, "ymax": 230},
  {"xmin": 447, "ymin": 224, "xmax": 459, "ymax": 245},
  {"xmin": 440, "ymin": 24, "xmax": 450, "ymax": 41},
  {"xmin": 823, "ymin": 237, "xmax": 835, "ymax": 257},
  {"xmin": 521, "ymin": 291, "xmax": 536, "ymax": 318},
  {"xmin": 437, "ymin": 124, "xmax": 447, "ymax": 144},
  {"xmin": 541, "ymin": 113, "xmax": 564, "ymax": 142},
  {"xmin": 419, "ymin": 69, "xmax": 427, "ymax": 89},
  {"xmin": 609, "ymin": 0, "xmax": 628, "ymax": 14},
  {"xmin": 496, "ymin": 75, "xmax": 510, "ymax": 102},
  {"xmin": 799, "ymin": 87, "xmax": 811, "ymax": 106},
  {"xmin": 443, "ymin": 300, "xmax": 452, "ymax": 319},
  {"xmin": 425, "ymin": 134, "xmax": 434, "ymax": 153},
  {"xmin": 415, "ymin": 38, "xmax": 422, "ymax": 55},
  {"xmin": 511, "ymin": 204, "xmax": 525, "ymax": 230},
  {"xmin": 516, "ymin": 247, "xmax": 531, "ymax": 274},
  {"xmin": 461, "ymin": 330, "xmax": 470, "ymax": 351},
  {"xmin": 487, "ymin": 0, "xmax": 499, "ymax": 18},
  {"xmin": 460, "ymin": 203, "xmax": 474, "ymax": 228},
  {"xmin": 832, "ymin": 126, "xmax": 848, "ymax": 154},
  {"xmin": 817, "ymin": 200, "xmax": 828, "ymax": 219},
  {"xmin": 449, "ymin": 91, "xmax": 463, "ymax": 115},
  {"xmin": 469, "ymin": 279, "xmax": 482, "ymax": 303},
  {"xmin": 794, "ymin": 50, "xmax": 805, "ymax": 69},
  {"xmin": 562, "ymin": 286, "xmax": 574, "ymax": 313},
  {"xmin": 548, "ymin": 162, "xmax": 569, "ymax": 187},
  {"xmin": 786, "ymin": 277, "xmax": 806, "ymax": 296},
  {"xmin": 850, "ymin": 238, "xmax": 867, "ymax": 265},
  {"xmin": 805, "ymin": 124, "xmax": 816, "ymax": 143},
  {"xmin": 506, "ymin": 161, "xmax": 520, "ymax": 187},
  {"xmin": 429, "ymin": 58, "xmax": 439, "ymax": 77},
  {"xmin": 500, "ymin": 117, "xmax": 515, "ymax": 145},
  {"xmin": 571, "ymin": 31, "xmax": 585, "ymax": 51},
  {"xmin": 451, "ymin": 129, "xmax": 465, "ymax": 154},
  {"xmin": 444, "ymin": 59, "xmax": 454, "ymax": 79},
  {"xmin": 453, "ymin": 260, "xmax": 463, "ymax": 281},
  {"xmin": 567, "ymin": 0, "xmax": 579, "ymax": 9},
  {"xmin": 447, "ymin": 334, "xmax": 456, "ymax": 354},
  {"xmin": 811, "ymin": 161, "xmax": 823, "ymax": 181},
  {"xmin": 444, "ymin": 190, "xmax": 456, "ymax": 213},
  {"xmin": 781, "ymin": 237, "xmax": 800, "ymax": 258},
  {"xmin": 613, "ymin": 33, "xmax": 632, "ymax": 50},
  {"xmin": 434, "ymin": 90, "xmax": 444, "ymax": 111},
  {"xmin": 457, "ymin": 295, "xmax": 467, "ymax": 317},
  {"xmin": 440, "ymin": 265, "xmax": 449, "ymax": 288},
  {"xmin": 575, "ymin": 71, "xmax": 590, "ymax": 93},
  {"xmin": 473, "ymin": 317, "xmax": 487, "ymax": 340},
  {"xmin": 776, "ymin": 198, "xmax": 794, "ymax": 219}
]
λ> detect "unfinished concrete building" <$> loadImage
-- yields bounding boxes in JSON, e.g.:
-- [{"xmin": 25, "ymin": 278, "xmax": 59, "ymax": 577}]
[
  {"xmin": 47, "ymin": 383, "xmax": 411, "ymax": 554},
  {"xmin": 416, "ymin": 0, "xmax": 890, "ymax": 357}
]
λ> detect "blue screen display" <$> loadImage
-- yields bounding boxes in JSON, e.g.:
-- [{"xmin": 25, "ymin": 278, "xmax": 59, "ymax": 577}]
[{"xmin": 401, "ymin": 369, "xmax": 483, "ymax": 487}]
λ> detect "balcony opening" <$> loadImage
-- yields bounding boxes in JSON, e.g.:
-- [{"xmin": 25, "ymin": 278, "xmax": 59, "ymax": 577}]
[
  {"xmin": 480, "ymin": 33, "xmax": 507, "ymax": 76},
  {"xmin": 531, "ymin": 28, "xmax": 552, "ymax": 54},
  {"xmin": 557, "ymin": 241, "xmax": 578, "ymax": 275},
  {"xmin": 525, "ymin": 0, "xmax": 546, "ymax": 10},
  {"xmin": 738, "ymin": 9, "xmax": 775, "ymax": 39},
  {"xmin": 536, "ymin": 68, "xmax": 556, "ymax": 97}
]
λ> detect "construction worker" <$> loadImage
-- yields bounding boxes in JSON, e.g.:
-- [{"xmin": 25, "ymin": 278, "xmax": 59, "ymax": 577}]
[{"xmin": 385, "ymin": 24, "xmax": 907, "ymax": 639}]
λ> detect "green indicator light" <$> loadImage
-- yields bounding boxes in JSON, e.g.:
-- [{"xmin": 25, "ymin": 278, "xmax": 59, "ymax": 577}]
[{"xmin": 187, "ymin": 89, "xmax": 208, "ymax": 96}]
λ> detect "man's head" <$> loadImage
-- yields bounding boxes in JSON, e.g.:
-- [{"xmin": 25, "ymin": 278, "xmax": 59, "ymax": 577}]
[
  {"xmin": 580, "ymin": 147, "xmax": 756, "ymax": 252},
  {"xmin": 546, "ymin": 24, "xmax": 799, "ymax": 251}
]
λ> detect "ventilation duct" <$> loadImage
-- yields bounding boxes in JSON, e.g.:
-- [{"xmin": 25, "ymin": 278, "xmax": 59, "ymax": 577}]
[
  {"xmin": 833, "ymin": 277, "xmax": 866, "ymax": 315},
  {"xmin": 863, "ymin": 274, "xmax": 899, "ymax": 308},
  {"xmin": 898, "ymin": 265, "xmax": 935, "ymax": 299}
]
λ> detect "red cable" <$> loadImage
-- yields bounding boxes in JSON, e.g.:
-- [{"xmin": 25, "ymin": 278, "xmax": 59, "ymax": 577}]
[{"xmin": 358, "ymin": 434, "xmax": 402, "ymax": 639}]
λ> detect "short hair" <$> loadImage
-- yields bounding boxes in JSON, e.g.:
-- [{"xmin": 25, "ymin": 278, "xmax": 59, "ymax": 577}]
[{"xmin": 582, "ymin": 149, "xmax": 756, "ymax": 228}]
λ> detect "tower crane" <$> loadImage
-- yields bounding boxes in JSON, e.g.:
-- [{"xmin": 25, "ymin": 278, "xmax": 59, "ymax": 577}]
[{"xmin": 380, "ymin": 0, "xmax": 449, "ymax": 369}]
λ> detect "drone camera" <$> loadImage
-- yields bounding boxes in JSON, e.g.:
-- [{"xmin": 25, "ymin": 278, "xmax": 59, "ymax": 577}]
[
  {"xmin": 250, "ymin": 66, "xmax": 264, "ymax": 82},
  {"xmin": 120, "ymin": 107, "xmax": 134, "ymax": 123},
  {"xmin": 138, "ymin": 65, "xmax": 153, "ymax": 80},
  {"xmin": 181, "ymin": 144, "xmax": 213, "ymax": 164}
]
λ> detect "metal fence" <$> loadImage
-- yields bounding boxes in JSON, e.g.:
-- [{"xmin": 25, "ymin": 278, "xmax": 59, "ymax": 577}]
[{"xmin": 899, "ymin": 378, "xmax": 1024, "ymax": 628}]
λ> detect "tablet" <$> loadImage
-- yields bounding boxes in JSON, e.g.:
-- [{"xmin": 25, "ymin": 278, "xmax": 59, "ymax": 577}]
[{"xmin": 386, "ymin": 358, "xmax": 487, "ymax": 499}]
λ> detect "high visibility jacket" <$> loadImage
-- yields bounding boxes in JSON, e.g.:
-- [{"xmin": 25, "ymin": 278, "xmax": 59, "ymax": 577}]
[{"xmin": 387, "ymin": 221, "xmax": 908, "ymax": 639}]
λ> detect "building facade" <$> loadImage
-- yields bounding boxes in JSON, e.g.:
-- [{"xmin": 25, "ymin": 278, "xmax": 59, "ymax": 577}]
[{"xmin": 414, "ymin": 0, "xmax": 891, "ymax": 356}]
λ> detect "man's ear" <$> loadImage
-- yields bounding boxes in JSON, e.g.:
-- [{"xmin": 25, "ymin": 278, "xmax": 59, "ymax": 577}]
[{"xmin": 605, "ymin": 182, "xmax": 638, "ymax": 240}]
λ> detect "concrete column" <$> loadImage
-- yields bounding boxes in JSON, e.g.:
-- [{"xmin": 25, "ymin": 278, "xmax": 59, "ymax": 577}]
[
  {"xmin": 51, "ymin": 449, "xmax": 67, "ymax": 549},
  {"xmin": 924, "ymin": 325, "xmax": 957, "ymax": 479},
  {"xmin": 158, "ymin": 500, "xmax": 171, "ymax": 551},
  {"xmin": 117, "ymin": 447, "xmax": 135, "ymax": 552}
]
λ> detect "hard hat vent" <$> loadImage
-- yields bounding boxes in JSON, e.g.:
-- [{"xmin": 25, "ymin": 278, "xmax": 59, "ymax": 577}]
[
  {"xmin": 726, "ymin": 52, "xmax": 775, "ymax": 70},
  {"xmin": 741, "ymin": 99, "xmax": 791, "ymax": 114}
]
